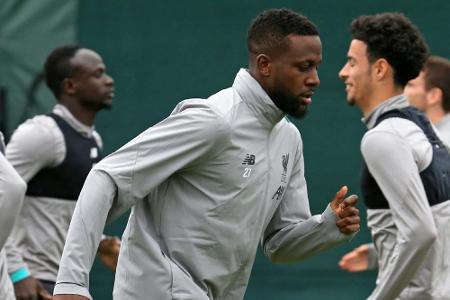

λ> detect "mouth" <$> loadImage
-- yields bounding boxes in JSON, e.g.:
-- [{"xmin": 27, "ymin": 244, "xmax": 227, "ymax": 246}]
[
  {"xmin": 299, "ymin": 91, "xmax": 314, "ymax": 105},
  {"xmin": 107, "ymin": 89, "xmax": 115, "ymax": 99}
]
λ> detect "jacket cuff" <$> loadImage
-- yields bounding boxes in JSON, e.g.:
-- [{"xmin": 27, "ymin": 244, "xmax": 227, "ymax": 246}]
[
  {"xmin": 10, "ymin": 267, "xmax": 30, "ymax": 283},
  {"xmin": 53, "ymin": 282, "xmax": 92, "ymax": 299},
  {"xmin": 323, "ymin": 204, "xmax": 357, "ymax": 242}
]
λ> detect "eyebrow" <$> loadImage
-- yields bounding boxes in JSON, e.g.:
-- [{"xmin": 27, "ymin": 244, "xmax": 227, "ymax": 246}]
[
  {"xmin": 295, "ymin": 58, "xmax": 322, "ymax": 65},
  {"xmin": 92, "ymin": 65, "xmax": 106, "ymax": 73}
]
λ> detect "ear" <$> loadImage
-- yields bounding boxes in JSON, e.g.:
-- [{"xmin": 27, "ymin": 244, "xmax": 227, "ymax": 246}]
[
  {"xmin": 427, "ymin": 87, "xmax": 443, "ymax": 107},
  {"xmin": 372, "ymin": 58, "xmax": 390, "ymax": 81},
  {"xmin": 255, "ymin": 54, "xmax": 272, "ymax": 77},
  {"xmin": 62, "ymin": 78, "xmax": 76, "ymax": 95}
]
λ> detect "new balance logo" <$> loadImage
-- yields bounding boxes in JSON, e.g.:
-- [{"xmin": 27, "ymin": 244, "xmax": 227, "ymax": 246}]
[{"xmin": 242, "ymin": 154, "xmax": 256, "ymax": 165}]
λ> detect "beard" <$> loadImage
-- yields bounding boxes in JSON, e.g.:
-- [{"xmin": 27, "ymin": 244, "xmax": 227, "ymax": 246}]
[
  {"xmin": 346, "ymin": 96, "xmax": 356, "ymax": 106},
  {"xmin": 269, "ymin": 88, "xmax": 308, "ymax": 119},
  {"xmin": 80, "ymin": 96, "xmax": 113, "ymax": 111}
]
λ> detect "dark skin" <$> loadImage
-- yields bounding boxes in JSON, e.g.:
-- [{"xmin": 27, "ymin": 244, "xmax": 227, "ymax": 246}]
[
  {"xmin": 250, "ymin": 34, "xmax": 360, "ymax": 233},
  {"xmin": 60, "ymin": 48, "xmax": 115, "ymax": 126},
  {"xmin": 15, "ymin": 236, "xmax": 120, "ymax": 300},
  {"xmin": 331, "ymin": 186, "xmax": 360, "ymax": 234},
  {"xmin": 13, "ymin": 278, "xmax": 52, "ymax": 300},
  {"xmin": 15, "ymin": 49, "xmax": 117, "ymax": 300},
  {"xmin": 97, "ymin": 236, "xmax": 121, "ymax": 271},
  {"xmin": 249, "ymin": 34, "xmax": 321, "ymax": 118},
  {"xmin": 55, "ymin": 35, "xmax": 359, "ymax": 300}
]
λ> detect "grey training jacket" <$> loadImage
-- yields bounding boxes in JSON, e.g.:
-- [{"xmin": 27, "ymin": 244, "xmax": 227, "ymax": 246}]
[
  {"xmin": 362, "ymin": 95, "xmax": 450, "ymax": 300},
  {"xmin": 0, "ymin": 132, "xmax": 26, "ymax": 299},
  {"xmin": 54, "ymin": 69, "xmax": 353, "ymax": 300},
  {"xmin": 4, "ymin": 105, "xmax": 102, "ymax": 282}
]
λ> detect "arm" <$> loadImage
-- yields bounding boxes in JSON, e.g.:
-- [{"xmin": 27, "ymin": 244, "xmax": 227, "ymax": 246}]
[
  {"xmin": 367, "ymin": 243, "xmax": 377, "ymax": 270},
  {"xmin": 96, "ymin": 236, "xmax": 120, "ymax": 271},
  {"xmin": 363, "ymin": 130, "xmax": 437, "ymax": 300},
  {"xmin": 53, "ymin": 171, "xmax": 118, "ymax": 299},
  {"xmin": 0, "ymin": 153, "xmax": 26, "ymax": 248},
  {"xmin": 54, "ymin": 101, "xmax": 229, "ymax": 299},
  {"xmin": 4, "ymin": 118, "xmax": 62, "ymax": 299},
  {"xmin": 339, "ymin": 243, "xmax": 377, "ymax": 272},
  {"xmin": 6, "ymin": 117, "xmax": 61, "ymax": 181},
  {"xmin": 263, "ymin": 140, "xmax": 359, "ymax": 263}
]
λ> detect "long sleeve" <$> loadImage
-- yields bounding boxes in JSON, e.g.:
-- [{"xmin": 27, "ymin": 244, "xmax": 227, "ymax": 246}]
[
  {"xmin": 366, "ymin": 243, "xmax": 378, "ymax": 270},
  {"xmin": 362, "ymin": 129, "xmax": 437, "ymax": 300},
  {"xmin": 6, "ymin": 117, "xmax": 62, "ymax": 182},
  {"xmin": 54, "ymin": 100, "xmax": 230, "ymax": 298},
  {"xmin": 0, "ymin": 153, "xmax": 26, "ymax": 248},
  {"xmin": 4, "ymin": 116, "xmax": 64, "ymax": 276},
  {"xmin": 262, "ymin": 139, "xmax": 353, "ymax": 263}
]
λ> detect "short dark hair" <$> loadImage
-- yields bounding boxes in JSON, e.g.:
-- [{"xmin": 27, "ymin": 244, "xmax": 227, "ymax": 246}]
[
  {"xmin": 350, "ymin": 12, "xmax": 429, "ymax": 87},
  {"xmin": 44, "ymin": 45, "xmax": 81, "ymax": 99},
  {"xmin": 247, "ymin": 8, "xmax": 318, "ymax": 56},
  {"xmin": 424, "ymin": 56, "xmax": 450, "ymax": 112}
]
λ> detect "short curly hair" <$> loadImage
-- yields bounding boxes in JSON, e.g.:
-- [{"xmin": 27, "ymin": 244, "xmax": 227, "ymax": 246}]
[
  {"xmin": 248, "ymin": 8, "xmax": 318, "ymax": 56},
  {"xmin": 351, "ymin": 13, "xmax": 429, "ymax": 87},
  {"xmin": 44, "ymin": 45, "xmax": 81, "ymax": 99}
]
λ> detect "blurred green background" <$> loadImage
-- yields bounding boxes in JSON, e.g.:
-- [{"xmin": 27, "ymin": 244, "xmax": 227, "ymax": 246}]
[{"xmin": 1, "ymin": 1, "xmax": 449, "ymax": 299}]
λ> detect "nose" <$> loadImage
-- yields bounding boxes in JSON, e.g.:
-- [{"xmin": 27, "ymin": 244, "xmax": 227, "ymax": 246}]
[
  {"xmin": 105, "ymin": 74, "xmax": 114, "ymax": 86},
  {"xmin": 306, "ymin": 68, "xmax": 320, "ymax": 87},
  {"xmin": 339, "ymin": 64, "xmax": 348, "ymax": 80}
]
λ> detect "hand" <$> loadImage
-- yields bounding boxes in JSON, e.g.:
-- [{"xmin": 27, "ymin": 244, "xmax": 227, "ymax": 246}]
[
  {"xmin": 53, "ymin": 296, "xmax": 89, "ymax": 300},
  {"xmin": 330, "ymin": 186, "xmax": 360, "ymax": 234},
  {"xmin": 14, "ymin": 276, "xmax": 52, "ymax": 300},
  {"xmin": 339, "ymin": 244, "xmax": 370, "ymax": 272},
  {"xmin": 97, "ymin": 236, "xmax": 121, "ymax": 271}
]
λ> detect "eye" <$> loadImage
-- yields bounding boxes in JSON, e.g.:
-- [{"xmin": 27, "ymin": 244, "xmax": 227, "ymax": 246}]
[
  {"xmin": 298, "ymin": 62, "xmax": 315, "ymax": 72},
  {"xmin": 348, "ymin": 58, "xmax": 356, "ymax": 67},
  {"xmin": 94, "ymin": 69, "xmax": 105, "ymax": 78}
]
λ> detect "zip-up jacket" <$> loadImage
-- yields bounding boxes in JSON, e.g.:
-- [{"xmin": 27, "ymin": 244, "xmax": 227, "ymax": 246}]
[
  {"xmin": 54, "ymin": 69, "xmax": 354, "ymax": 300},
  {"xmin": 361, "ymin": 95, "xmax": 450, "ymax": 300},
  {"xmin": 0, "ymin": 132, "xmax": 26, "ymax": 299},
  {"xmin": 4, "ymin": 105, "xmax": 102, "ymax": 282}
]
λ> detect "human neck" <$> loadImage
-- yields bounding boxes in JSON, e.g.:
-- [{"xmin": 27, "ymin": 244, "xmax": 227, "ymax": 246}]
[
  {"xmin": 360, "ymin": 84, "xmax": 403, "ymax": 117},
  {"xmin": 426, "ymin": 106, "xmax": 446, "ymax": 125},
  {"xmin": 59, "ymin": 98, "xmax": 96, "ymax": 126}
]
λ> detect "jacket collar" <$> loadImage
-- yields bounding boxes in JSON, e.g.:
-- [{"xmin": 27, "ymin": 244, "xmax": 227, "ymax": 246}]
[
  {"xmin": 436, "ymin": 114, "xmax": 450, "ymax": 131},
  {"xmin": 53, "ymin": 104, "xmax": 96, "ymax": 138},
  {"xmin": 232, "ymin": 69, "xmax": 284, "ymax": 129},
  {"xmin": 363, "ymin": 94, "xmax": 409, "ymax": 129}
]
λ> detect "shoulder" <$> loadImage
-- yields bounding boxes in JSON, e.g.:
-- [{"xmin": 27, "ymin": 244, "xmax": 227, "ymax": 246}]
[
  {"xmin": 361, "ymin": 127, "xmax": 400, "ymax": 155},
  {"xmin": 363, "ymin": 117, "xmax": 428, "ymax": 153},
  {"xmin": 6, "ymin": 114, "xmax": 64, "ymax": 171},
  {"xmin": 165, "ymin": 98, "xmax": 232, "ymax": 142},
  {"xmin": 9, "ymin": 114, "xmax": 61, "ymax": 146},
  {"xmin": 209, "ymin": 87, "xmax": 242, "ymax": 112},
  {"xmin": 361, "ymin": 119, "xmax": 414, "ymax": 165},
  {"xmin": 171, "ymin": 97, "xmax": 229, "ymax": 124}
]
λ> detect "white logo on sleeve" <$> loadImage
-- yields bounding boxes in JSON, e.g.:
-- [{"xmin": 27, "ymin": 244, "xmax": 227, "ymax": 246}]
[{"xmin": 90, "ymin": 147, "xmax": 98, "ymax": 159}]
